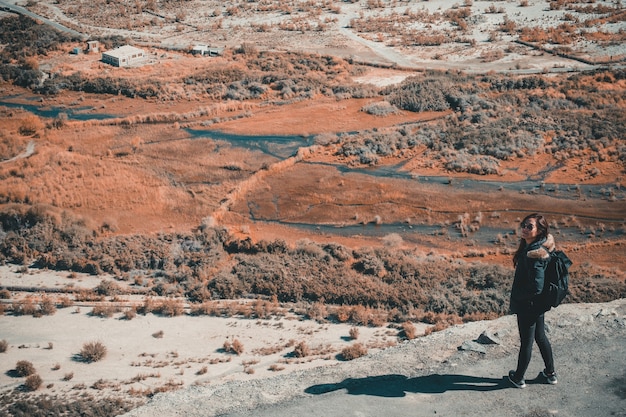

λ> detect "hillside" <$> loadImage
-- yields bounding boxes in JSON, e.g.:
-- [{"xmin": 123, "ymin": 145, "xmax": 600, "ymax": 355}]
[{"xmin": 0, "ymin": 1, "xmax": 625, "ymax": 415}]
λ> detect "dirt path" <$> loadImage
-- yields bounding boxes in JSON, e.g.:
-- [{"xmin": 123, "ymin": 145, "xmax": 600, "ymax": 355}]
[{"xmin": 1, "ymin": 141, "xmax": 34, "ymax": 164}]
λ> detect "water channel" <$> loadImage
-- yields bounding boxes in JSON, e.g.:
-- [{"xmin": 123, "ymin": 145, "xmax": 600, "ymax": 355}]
[
  {"xmin": 0, "ymin": 98, "xmax": 117, "ymax": 121},
  {"xmin": 4, "ymin": 97, "xmax": 624, "ymax": 246}
]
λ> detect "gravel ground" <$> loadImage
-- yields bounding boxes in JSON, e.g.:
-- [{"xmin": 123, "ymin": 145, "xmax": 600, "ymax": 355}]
[{"xmin": 123, "ymin": 299, "xmax": 626, "ymax": 417}]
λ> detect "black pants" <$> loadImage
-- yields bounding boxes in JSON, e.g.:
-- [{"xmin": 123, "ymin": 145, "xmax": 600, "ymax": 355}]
[{"xmin": 514, "ymin": 312, "xmax": 555, "ymax": 379}]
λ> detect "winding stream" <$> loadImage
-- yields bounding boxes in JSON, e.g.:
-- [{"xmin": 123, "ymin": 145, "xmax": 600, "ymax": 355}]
[
  {"xmin": 4, "ymin": 99, "xmax": 624, "ymax": 246},
  {"xmin": 0, "ymin": 99, "xmax": 117, "ymax": 121}
]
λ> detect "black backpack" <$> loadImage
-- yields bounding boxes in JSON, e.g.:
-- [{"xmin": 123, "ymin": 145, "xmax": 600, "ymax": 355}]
[{"xmin": 541, "ymin": 250, "xmax": 573, "ymax": 309}]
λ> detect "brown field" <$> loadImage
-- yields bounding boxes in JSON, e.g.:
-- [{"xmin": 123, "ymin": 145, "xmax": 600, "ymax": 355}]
[{"xmin": 0, "ymin": 0, "xmax": 625, "ymax": 414}]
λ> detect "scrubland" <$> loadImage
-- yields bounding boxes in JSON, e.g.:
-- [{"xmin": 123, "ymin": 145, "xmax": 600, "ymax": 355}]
[{"xmin": 0, "ymin": 0, "xmax": 625, "ymax": 415}]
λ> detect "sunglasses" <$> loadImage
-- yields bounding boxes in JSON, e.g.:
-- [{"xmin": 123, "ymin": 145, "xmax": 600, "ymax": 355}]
[{"xmin": 521, "ymin": 222, "xmax": 535, "ymax": 230}]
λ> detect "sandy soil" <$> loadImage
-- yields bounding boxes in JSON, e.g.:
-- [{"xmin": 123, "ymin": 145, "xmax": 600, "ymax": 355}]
[
  {"xmin": 0, "ymin": 265, "xmax": 414, "ymax": 402},
  {"xmin": 3, "ymin": 265, "xmax": 624, "ymax": 417}
]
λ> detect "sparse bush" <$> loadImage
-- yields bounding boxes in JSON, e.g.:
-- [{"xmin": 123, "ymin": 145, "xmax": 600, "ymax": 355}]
[
  {"xmin": 40, "ymin": 296, "xmax": 57, "ymax": 315},
  {"xmin": 154, "ymin": 299, "xmax": 184, "ymax": 317},
  {"xmin": 223, "ymin": 339, "xmax": 244, "ymax": 355},
  {"xmin": 349, "ymin": 327, "xmax": 360, "ymax": 340},
  {"xmin": 293, "ymin": 341, "xmax": 310, "ymax": 358},
  {"xmin": 424, "ymin": 321, "xmax": 450, "ymax": 336},
  {"xmin": 0, "ymin": 339, "xmax": 8, "ymax": 353},
  {"xmin": 402, "ymin": 321, "xmax": 417, "ymax": 340},
  {"xmin": 123, "ymin": 308, "xmax": 137, "ymax": 320},
  {"xmin": 95, "ymin": 280, "xmax": 122, "ymax": 296},
  {"xmin": 57, "ymin": 296, "xmax": 74, "ymax": 308},
  {"xmin": 269, "ymin": 364, "xmax": 285, "ymax": 372},
  {"xmin": 306, "ymin": 302, "xmax": 328, "ymax": 322},
  {"xmin": 18, "ymin": 115, "xmax": 44, "ymax": 136},
  {"xmin": 16, "ymin": 360, "xmax": 36, "ymax": 376},
  {"xmin": 63, "ymin": 371, "xmax": 74, "ymax": 381},
  {"xmin": 340, "ymin": 343, "xmax": 367, "ymax": 361},
  {"xmin": 24, "ymin": 374, "xmax": 43, "ymax": 391},
  {"xmin": 90, "ymin": 304, "xmax": 119, "ymax": 318},
  {"xmin": 78, "ymin": 341, "xmax": 107, "ymax": 363},
  {"xmin": 152, "ymin": 330, "xmax": 164, "ymax": 339}
]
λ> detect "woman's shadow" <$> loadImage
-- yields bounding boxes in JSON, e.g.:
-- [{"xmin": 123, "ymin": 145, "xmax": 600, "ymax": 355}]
[{"xmin": 305, "ymin": 373, "xmax": 517, "ymax": 398}]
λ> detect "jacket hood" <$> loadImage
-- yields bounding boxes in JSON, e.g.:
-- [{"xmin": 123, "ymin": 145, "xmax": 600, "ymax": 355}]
[{"xmin": 527, "ymin": 234, "xmax": 555, "ymax": 260}]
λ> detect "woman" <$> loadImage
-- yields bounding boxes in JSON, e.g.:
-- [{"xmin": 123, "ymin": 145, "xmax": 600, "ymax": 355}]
[{"xmin": 508, "ymin": 213, "xmax": 558, "ymax": 388}]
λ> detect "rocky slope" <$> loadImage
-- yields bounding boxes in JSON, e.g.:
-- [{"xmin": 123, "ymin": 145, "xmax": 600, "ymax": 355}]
[{"xmin": 123, "ymin": 298, "xmax": 626, "ymax": 417}]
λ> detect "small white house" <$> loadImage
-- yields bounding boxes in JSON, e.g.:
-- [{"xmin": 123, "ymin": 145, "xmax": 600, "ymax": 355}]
[
  {"xmin": 86, "ymin": 40, "xmax": 100, "ymax": 53},
  {"xmin": 191, "ymin": 44, "xmax": 223, "ymax": 57},
  {"xmin": 102, "ymin": 45, "xmax": 146, "ymax": 67}
]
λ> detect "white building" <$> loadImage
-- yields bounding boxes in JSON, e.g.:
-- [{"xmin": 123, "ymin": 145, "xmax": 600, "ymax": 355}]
[
  {"xmin": 86, "ymin": 40, "xmax": 100, "ymax": 53},
  {"xmin": 102, "ymin": 45, "xmax": 146, "ymax": 67},
  {"xmin": 191, "ymin": 44, "xmax": 223, "ymax": 57}
]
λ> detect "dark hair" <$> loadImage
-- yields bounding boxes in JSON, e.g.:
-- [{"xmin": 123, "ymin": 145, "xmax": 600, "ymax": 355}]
[{"xmin": 513, "ymin": 213, "xmax": 549, "ymax": 267}]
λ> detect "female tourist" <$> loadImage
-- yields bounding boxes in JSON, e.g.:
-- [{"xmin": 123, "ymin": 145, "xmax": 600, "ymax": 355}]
[{"xmin": 508, "ymin": 213, "xmax": 558, "ymax": 388}]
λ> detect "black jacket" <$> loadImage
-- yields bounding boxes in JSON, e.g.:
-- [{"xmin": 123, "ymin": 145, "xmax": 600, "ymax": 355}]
[{"xmin": 509, "ymin": 234, "xmax": 555, "ymax": 315}]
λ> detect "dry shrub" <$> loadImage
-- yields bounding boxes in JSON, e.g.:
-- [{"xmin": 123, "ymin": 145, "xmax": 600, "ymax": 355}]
[
  {"xmin": 75, "ymin": 290, "xmax": 103, "ymax": 302},
  {"xmin": 63, "ymin": 371, "xmax": 74, "ymax": 381},
  {"xmin": 424, "ymin": 321, "xmax": 450, "ymax": 336},
  {"xmin": 91, "ymin": 304, "xmax": 120, "ymax": 318},
  {"xmin": 306, "ymin": 301, "xmax": 328, "ymax": 322},
  {"xmin": 95, "ymin": 280, "xmax": 123, "ymax": 296},
  {"xmin": 223, "ymin": 339, "xmax": 244, "ymax": 355},
  {"xmin": 152, "ymin": 330, "xmax": 164, "ymax": 339},
  {"xmin": 12, "ymin": 297, "xmax": 38, "ymax": 316},
  {"xmin": 79, "ymin": 341, "xmax": 107, "ymax": 363},
  {"xmin": 57, "ymin": 296, "xmax": 74, "ymax": 308},
  {"xmin": 0, "ymin": 289, "xmax": 11, "ymax": 299},
  {"xmin": 190, "ymin": 301, "xmax": 220, "ymax": 316},
  {"xmin": 18, "ymin": 115, "xmax": 44, "ymax": 136},
  {"xmin": 155, "ymin": 299, "xmax": 184, "ymax": 317},
  {"xmin": 0, "ymin": 339, "xmax": 8, "ymax": 353},
  {"xmin": 24, "ymin": 374, "xmax": 43, "ymax": 391},
  {"xmin": 16, "ymin": 360, "xmax": 36, "ymax": 376},
  {"xmin": 123, "ymin": 308, "xmax": 137, "ymax": 320},
  {"xmin": 402, "ymin": 321, "xmax": 417, "ymax": 340},
  {"xmin": 268, "ymin": 363, "xmax": 285, "ymax": 372},
  {"xmin": 196, "ymin": 366, "xmax": 208, "ymax": 375},
  {"xmin": 340, "ymin": 343, "xmax": 367, "ymax": 361},
  {"xmin": 335, "ymin": 305, "xmax": 351, "ymax": 323},
  {"xmin": 137, "ymin": 297, "xmax": 155, "ymax": 315},
  {"xmin": 349, "ymin": 327, "xmax": 360, "ymax": 340},
  {"xmin": 293, "ymin": 341, "xmax": 310, "ymax": 358}
]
